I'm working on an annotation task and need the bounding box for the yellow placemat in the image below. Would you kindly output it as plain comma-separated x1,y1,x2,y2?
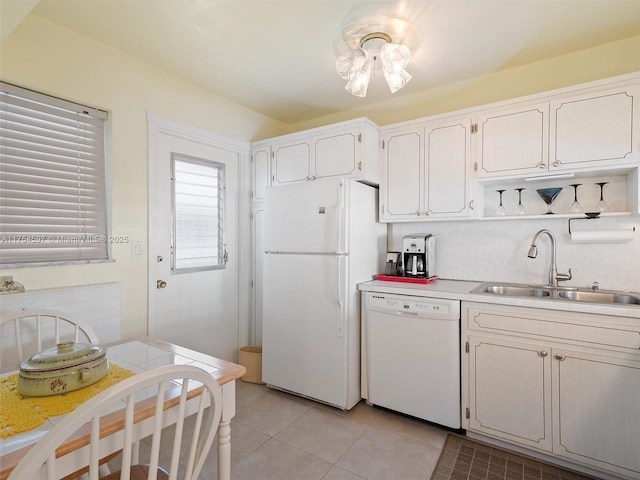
0,363,136,438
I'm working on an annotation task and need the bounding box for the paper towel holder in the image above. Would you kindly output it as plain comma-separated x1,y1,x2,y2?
567,212,600,234
568,213,636,236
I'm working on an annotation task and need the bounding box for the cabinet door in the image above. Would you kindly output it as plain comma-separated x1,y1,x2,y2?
552,349,640,477
425,119,471,217
380,127,424,221
313,129,359,179
271,140,311,184
251,145,270,202
468,335,553,451
550,85,640,169
476,103,549,177
250,204,264,345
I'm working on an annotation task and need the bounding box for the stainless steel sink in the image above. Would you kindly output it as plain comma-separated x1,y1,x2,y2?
556,290,640,305
472,282,640,306
478,284,551,298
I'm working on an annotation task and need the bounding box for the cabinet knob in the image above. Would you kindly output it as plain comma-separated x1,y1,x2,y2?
538,351,548,357
552,161,561,167
554,354,566,361
538,163,546,169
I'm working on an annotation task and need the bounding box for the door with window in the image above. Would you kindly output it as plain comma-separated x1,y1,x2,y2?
148,116,242,361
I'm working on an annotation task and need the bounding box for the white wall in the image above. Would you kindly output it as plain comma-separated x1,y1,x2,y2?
390,214,640,292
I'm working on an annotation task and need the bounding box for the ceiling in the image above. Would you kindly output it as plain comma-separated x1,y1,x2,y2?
20,0,640,124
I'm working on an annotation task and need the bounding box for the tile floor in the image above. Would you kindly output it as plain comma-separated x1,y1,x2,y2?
220,380,448,480
129,380,601,480
431,435,597,480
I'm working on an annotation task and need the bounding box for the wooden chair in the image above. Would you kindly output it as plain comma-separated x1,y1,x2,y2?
0,309,99,372
8,364,223,480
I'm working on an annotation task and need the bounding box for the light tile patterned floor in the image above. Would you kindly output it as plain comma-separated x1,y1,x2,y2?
226,381,447,480
129,381,603,480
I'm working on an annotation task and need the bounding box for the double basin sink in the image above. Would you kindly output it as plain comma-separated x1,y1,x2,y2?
472,283,640,305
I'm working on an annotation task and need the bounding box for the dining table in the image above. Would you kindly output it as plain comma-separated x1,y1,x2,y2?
0,336,247,480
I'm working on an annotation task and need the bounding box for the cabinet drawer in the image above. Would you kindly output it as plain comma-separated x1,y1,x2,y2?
465,303,640,351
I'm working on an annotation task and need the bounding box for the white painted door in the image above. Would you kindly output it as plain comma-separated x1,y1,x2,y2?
380,126,424,221
468,335,553,451
271,140,311,184
476,103,549,177
425,118,471,217
313,129,359,178
550,85,640,169
148,115,244,362
552,348,640,476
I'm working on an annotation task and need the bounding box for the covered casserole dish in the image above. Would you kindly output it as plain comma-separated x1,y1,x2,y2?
17,340,108,396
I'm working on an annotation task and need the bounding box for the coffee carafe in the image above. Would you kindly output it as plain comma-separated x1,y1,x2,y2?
401,234,436,278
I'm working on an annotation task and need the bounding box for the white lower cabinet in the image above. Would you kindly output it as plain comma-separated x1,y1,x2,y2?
468,335,552,451
552,349,640,475
463,302,640,479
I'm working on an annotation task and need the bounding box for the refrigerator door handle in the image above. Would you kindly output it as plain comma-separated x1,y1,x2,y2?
337,180,346,254
337,256,345,337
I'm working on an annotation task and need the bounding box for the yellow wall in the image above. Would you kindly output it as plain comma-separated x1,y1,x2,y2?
0,15,286,338
290,34,640,132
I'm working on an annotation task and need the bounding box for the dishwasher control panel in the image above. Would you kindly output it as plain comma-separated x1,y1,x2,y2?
366,293,460,319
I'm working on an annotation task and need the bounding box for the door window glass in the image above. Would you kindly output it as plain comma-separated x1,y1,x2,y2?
171,154,225,272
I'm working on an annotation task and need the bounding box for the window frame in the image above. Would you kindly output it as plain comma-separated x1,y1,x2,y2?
170,152,226,274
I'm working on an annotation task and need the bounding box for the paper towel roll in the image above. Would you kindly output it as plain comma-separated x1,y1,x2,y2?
570,230,634,243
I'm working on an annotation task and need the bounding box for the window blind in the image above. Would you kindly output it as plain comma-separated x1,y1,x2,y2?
172,154,225,272
0,82,109,266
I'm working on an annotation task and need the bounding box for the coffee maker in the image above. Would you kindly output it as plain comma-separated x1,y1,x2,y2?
401,234,436,278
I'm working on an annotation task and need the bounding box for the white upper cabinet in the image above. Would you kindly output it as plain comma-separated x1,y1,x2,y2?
549,85,640,169
476,81,640,179
380,125,423,221
314,130,359,178
380,117,472,222
425,118,472,217
266,118,380,187
250,144,271,202
271,140,312,184
476,103,549,178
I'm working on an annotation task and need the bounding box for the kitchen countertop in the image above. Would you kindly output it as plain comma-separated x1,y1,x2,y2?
358,279,640,319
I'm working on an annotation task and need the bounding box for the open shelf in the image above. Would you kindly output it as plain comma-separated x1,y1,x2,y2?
478,169,638,219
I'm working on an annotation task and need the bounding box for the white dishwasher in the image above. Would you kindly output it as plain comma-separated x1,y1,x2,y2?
363,291,461,429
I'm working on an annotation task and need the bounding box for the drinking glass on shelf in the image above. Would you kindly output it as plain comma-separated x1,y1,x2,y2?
596,182,609,212
514,188,525,215
495,189,506,216
536,187,563,214
569,184,583,213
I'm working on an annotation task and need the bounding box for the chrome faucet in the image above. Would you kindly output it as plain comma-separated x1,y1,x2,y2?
527,229,572,287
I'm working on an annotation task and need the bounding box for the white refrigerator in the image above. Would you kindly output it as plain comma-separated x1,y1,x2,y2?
262,177,386,409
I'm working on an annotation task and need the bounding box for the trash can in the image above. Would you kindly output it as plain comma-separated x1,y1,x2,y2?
238,346,263,384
